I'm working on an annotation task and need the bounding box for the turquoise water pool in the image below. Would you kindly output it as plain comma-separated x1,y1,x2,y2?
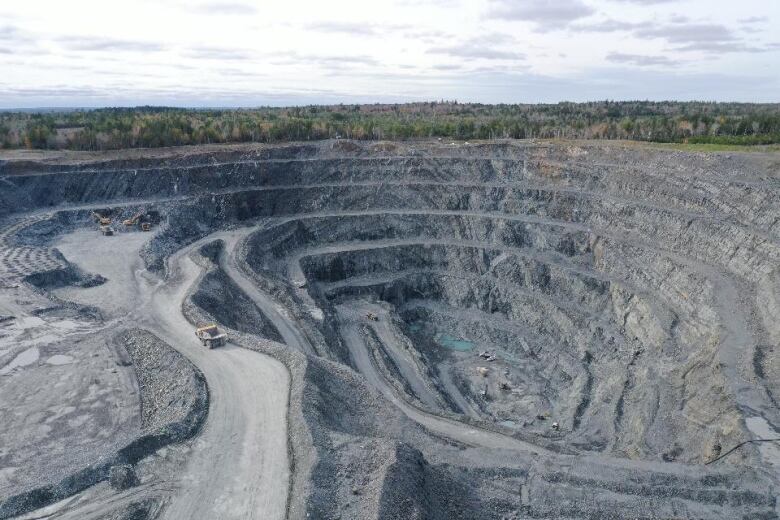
436,333,475,352
405,323,475,352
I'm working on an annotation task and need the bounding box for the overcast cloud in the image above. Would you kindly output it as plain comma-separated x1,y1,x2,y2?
0,0,778,107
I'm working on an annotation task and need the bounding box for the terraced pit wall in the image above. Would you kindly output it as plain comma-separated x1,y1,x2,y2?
2,140,779,519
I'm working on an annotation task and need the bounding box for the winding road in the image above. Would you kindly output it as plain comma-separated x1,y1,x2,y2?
5,147,779,518
219,234,316,356
41,228,292,520
335,304,547,455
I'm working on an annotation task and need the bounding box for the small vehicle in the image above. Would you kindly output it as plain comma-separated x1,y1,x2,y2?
140,222,152,232
195,324,227,349
100,225,114,236
365,312,378,321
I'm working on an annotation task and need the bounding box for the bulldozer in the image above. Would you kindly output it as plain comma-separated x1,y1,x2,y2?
195,324,227,349
91,211,111,226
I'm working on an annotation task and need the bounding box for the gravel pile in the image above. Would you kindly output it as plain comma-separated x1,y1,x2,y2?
0,330,208,519
121,329,208,434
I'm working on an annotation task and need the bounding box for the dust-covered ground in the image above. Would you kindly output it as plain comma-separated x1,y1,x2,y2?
0,139,778,519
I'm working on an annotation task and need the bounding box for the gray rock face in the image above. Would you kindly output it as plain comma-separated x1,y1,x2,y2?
121,329,208,434
108,464,138,491
2,140,779,519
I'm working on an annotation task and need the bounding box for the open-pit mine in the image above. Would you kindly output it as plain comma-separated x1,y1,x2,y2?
0,140,778,519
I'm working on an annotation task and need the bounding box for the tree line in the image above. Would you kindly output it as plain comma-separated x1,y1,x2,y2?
1,101,779,151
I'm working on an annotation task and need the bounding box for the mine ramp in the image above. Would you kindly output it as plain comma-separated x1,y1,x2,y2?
195,324,227,349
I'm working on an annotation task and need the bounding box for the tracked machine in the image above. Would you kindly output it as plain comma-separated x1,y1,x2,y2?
124,212,153,231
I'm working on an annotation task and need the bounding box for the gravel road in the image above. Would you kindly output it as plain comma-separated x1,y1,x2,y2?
54,228,292,520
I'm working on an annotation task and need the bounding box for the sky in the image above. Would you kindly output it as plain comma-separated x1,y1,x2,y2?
1,0,779,108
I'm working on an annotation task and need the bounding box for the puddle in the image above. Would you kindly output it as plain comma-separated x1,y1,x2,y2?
0,346,40,375
436,333,475,352
406,322,476,352
45,354,75,366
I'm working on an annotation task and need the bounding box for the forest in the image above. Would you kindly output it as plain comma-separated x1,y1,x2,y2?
1,101,779,150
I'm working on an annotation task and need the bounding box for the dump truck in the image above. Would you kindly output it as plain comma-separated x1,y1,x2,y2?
195,324,227,348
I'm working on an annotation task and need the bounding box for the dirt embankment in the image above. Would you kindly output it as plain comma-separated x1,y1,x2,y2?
0,329,207,519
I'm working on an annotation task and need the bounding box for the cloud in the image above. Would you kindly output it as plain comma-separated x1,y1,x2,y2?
305,21,413,37
431,64,463,71
634,22,736,44
479,33,517,45
606,52,676,67
0,24,34,44
427,33,523,61
739,16,768,24
572,15,777,56
2,65,778,108
56,36,165,52
216,67,269,78
673,41,778,54
609,0,677,4
315,55,379,66
191,2,257,15
570,19,650,32
306,21,379,36
269,51,380,68
183,46,255,60
402,29,453,44
486,0,595,29
428,43,524,60
0,25,19,40
395,0,457,6
631,21,778,54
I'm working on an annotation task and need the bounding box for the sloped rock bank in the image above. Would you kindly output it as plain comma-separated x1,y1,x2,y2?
2,140,779,519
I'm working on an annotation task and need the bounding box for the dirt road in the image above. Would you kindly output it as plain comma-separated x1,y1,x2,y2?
220,234,315,356
53,228,291,520
336,304,547,455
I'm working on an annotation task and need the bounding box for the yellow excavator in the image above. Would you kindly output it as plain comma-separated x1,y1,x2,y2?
91,211,111,226
123,212,143,227
123,212,153,232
